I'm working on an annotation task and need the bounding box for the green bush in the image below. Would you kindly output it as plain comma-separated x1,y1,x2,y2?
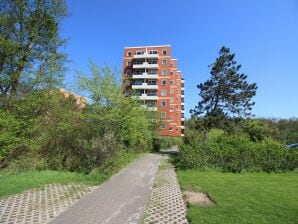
0,111,30,167
177,133,298,172
152,136,183,152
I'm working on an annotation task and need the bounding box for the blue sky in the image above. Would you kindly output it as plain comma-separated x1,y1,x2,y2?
62,0,298,118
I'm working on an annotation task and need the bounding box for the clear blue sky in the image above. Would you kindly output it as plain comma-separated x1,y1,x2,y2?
62,0,298,118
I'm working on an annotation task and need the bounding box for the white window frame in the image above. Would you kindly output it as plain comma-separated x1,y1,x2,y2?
127,51,132,56
169,107,174,112
161,112,166,119
162,69,167,76
170,80,174,85
170,71,174,76
162,80,167,85
127,61,131,66
162,49,167,55
169,126,173,131
162,59,167,65
160,123,166,130
161,101,166,107
161,90,167,97
170,98,174,103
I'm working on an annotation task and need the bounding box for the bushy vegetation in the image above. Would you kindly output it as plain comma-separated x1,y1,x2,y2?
152,136,183,152
0,64,156,174
177,124,298,172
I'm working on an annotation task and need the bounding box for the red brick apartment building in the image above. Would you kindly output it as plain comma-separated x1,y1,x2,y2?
122,45,185,137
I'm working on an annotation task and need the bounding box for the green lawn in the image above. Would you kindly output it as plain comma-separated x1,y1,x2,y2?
177,170,298,224
0,152,141,197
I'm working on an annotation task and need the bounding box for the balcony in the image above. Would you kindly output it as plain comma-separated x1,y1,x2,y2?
181,117,185,121
140,105,157,111
132,83,158,90
132,72,158,79
133,62,158,69
181,126,185,129
139,93,158,100
133,53,159,59
181,134,185,137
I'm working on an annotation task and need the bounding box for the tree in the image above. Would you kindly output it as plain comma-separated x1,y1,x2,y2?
191,46,257,128
0,0,67,110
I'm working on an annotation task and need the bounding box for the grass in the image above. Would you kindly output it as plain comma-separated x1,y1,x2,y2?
0,151,142,198
177,170,298,224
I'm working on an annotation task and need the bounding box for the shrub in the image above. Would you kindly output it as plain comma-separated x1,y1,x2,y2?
176,144,207,169
177,133,298,172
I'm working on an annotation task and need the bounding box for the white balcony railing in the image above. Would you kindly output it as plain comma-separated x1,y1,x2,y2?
132,83,158,90
181,117,185,121
132,73,158,79
139,94,158,100
133,53,159,59
133,62,158,69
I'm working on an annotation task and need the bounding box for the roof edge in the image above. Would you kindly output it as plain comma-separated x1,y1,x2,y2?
124,45,171,49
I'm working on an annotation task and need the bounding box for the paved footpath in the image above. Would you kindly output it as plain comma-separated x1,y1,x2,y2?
50,153,161,224
142,155,188,224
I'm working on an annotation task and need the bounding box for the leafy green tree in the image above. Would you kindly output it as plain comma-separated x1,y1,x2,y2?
191,47,257,129
0,0,67,110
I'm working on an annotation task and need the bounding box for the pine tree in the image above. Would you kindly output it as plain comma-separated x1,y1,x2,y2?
191,47,257,127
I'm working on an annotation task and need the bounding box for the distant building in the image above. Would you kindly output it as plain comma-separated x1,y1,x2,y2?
122,45,185,137
59,88,87,109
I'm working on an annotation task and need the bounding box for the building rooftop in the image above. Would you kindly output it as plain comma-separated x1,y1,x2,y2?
124,45,171,49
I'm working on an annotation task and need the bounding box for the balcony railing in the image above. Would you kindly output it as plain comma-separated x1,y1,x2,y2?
133,62,158,69
132,83,158,89
133,53,159,59
132,72,158,79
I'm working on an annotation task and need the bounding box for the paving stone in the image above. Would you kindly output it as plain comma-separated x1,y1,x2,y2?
0,183,96,224
143,156,188,224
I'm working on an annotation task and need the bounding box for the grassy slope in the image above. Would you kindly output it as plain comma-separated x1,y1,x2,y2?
0,152,141,197
177,170,298,224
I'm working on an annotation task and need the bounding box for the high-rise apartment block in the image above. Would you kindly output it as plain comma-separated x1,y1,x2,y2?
122,45,185,137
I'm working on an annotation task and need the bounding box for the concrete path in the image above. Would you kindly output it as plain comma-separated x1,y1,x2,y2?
50,153,161,224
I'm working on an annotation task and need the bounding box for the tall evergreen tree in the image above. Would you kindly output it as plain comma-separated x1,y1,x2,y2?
191,47,257,127
0,0,67,110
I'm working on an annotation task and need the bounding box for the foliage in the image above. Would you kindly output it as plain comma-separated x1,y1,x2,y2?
0,110,28,165
177,170,298,224
0,0,67,110
152,136,183,152
191,46,257,130
177,132,297,172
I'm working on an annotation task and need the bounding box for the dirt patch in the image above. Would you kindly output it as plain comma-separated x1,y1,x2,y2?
184,191,214,206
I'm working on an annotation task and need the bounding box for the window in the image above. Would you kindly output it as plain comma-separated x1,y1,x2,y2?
126,70,131,75
161,112,166,119
127,61,131,66
161,101,166,107
161,90,167,96
148,80,157,85
136,51,144,55
170,98,174,103
169,116,174,122
170,80,174,85
169,107,174,112
170,63,174,68
162,59,167,65
149,50,158,54
169,126,173,131
162,80,167,85
170,71,174,76
170,89,174,94
127,51,132,56
160,123,166,130
162,69,167,76
162,50,167,55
